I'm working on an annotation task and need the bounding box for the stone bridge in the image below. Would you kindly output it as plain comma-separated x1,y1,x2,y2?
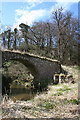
1,50,61,90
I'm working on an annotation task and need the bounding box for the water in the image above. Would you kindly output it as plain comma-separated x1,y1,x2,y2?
9,84,35,101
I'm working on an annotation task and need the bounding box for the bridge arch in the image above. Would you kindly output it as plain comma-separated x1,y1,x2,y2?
1,50,61,90
12,58,39,78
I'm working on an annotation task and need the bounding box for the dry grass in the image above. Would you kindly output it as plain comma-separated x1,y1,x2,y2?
61,65,79,82
1,82,79,119
1,65,80,119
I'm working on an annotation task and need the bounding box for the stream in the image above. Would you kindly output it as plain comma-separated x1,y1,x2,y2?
9,84,35,101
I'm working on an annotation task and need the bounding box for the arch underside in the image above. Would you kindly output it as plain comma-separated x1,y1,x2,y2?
3,57,39,78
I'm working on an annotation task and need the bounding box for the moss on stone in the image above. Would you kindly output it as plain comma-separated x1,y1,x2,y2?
2,49,61,64
59,73,66,77
66,74,73,78
54,74,59,76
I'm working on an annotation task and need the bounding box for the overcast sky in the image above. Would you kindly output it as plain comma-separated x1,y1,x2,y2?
1,0,79,30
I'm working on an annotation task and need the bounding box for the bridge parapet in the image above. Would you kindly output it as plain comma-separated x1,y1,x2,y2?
1,49,60,64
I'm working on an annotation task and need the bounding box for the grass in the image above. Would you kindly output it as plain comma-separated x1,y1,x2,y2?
68,99,80,105
2,82,79,118
5,61,11,67
39,101,56,111
58,98,80,105
22,106,32,110
2,65,79,118
61,65,80,82
54,92,63,96
45,101,55,110
57,87,72,92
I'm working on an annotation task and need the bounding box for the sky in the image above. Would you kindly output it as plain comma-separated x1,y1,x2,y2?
1,0,79,30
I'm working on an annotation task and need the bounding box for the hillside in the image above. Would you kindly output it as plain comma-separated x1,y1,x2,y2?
61,65,79,82
1,65,80,119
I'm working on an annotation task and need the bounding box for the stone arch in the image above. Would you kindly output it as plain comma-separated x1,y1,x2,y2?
2,50,61,91
13,58,39,79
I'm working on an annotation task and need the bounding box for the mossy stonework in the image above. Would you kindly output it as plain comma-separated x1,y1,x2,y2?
1,50,61,89
53,73,74,84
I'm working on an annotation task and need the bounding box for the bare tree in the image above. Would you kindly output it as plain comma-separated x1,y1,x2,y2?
52,7,76,63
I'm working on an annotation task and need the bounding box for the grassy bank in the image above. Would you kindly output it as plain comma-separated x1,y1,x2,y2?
61,65,79,82
1,65,80,119
1,82,79,119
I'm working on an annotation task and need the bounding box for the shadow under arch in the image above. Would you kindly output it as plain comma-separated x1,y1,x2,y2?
2,59,40,95
6,58,40,90
13,59,40,92
15,58,39,78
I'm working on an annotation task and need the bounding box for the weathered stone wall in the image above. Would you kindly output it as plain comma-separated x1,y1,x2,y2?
1,50,61,89
30,57,61,86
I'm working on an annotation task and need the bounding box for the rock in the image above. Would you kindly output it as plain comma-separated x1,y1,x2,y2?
66,74,73,83
59,73,66,83
53,74,59,84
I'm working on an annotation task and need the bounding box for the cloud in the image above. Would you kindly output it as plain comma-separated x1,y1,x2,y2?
26,2,36,9
14,9,47,28
14,0,79,29
13,0,49,29
51,2,71,13
50,0,79,14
